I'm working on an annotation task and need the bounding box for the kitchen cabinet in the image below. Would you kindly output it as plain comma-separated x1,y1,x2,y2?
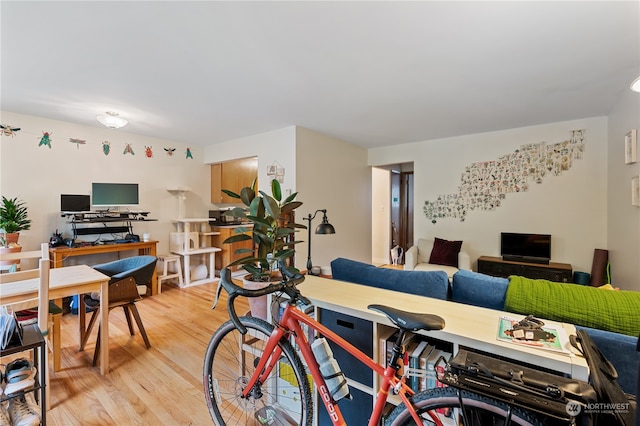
211,157,258,203
210,225,254,272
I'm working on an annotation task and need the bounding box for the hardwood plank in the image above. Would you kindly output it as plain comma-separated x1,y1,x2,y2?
43,280,250,424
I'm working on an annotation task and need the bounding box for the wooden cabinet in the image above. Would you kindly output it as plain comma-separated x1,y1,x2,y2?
477,256,573,283
211,157,258,203
211,225,254,271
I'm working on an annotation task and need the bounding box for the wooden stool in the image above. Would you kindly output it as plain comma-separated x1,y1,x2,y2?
157,254,183,293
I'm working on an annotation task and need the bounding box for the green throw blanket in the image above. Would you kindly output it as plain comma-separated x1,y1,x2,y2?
505,276,640,337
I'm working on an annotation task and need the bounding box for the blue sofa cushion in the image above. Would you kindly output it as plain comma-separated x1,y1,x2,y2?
330,258,449,300
451,269,509,311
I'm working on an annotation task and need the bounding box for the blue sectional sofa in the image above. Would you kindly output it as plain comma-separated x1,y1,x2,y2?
330,257,640,396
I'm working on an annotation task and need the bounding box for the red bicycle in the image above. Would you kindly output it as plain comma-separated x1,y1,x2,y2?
204,268,547,425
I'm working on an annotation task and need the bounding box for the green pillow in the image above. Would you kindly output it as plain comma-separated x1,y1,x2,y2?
505,276,640,337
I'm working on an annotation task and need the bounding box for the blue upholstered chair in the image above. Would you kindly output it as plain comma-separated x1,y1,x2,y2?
80,255,157,365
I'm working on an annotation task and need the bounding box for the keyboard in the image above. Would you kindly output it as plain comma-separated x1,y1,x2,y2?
113,239,133,244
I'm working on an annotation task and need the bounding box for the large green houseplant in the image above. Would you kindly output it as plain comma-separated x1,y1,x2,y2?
223,178,305,281
222,179,305,319
0,196,31,245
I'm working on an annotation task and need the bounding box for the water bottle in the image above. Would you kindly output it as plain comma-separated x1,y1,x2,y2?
311,338,350,401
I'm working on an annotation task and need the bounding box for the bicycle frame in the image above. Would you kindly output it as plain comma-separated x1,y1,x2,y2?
240,301,430,426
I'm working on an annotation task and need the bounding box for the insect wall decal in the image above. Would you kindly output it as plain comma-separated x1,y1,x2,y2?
1,124,20,137
123,143,135,155
186,148,193,159
69,138,86,149
164,147,176,156
145,146,153,158
102,141,111,155
38,131,52,148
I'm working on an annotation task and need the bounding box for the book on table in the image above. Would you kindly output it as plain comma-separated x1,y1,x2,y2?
496,315,571,355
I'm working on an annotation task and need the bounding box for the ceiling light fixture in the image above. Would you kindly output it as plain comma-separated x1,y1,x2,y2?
96,111,128,129
631,76,640,92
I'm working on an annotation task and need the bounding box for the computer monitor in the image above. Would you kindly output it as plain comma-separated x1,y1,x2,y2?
60,194,91,212
91,183,139,208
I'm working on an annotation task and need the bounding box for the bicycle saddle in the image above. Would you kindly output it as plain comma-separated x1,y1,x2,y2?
368,304,445,332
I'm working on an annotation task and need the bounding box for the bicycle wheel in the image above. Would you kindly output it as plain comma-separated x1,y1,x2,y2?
204,316,313,425
386,387,544,426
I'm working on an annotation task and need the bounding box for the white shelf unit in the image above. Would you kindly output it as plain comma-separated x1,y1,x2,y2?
285,275,589,424
170,218,221,287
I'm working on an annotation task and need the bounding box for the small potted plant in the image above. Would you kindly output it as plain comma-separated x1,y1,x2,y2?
0,197,31,268
0,196,31,246
222,179,305,319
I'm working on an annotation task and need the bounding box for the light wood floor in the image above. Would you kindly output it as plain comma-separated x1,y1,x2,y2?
45,280,248,425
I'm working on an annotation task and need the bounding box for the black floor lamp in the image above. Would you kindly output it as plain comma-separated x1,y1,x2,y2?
303,209,335,275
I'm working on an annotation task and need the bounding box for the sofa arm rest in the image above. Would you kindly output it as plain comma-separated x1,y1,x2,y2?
576,326,639,396
404,245,418,270
458,250,471,271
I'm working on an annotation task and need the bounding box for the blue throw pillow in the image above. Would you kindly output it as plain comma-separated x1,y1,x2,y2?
451,269,509,310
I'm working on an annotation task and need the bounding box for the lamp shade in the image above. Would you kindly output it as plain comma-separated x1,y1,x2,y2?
316,222,335,234
632,76,640,92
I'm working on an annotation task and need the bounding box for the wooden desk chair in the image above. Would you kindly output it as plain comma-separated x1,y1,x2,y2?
0,244,62,372
79,256,157,366
0,242,55,409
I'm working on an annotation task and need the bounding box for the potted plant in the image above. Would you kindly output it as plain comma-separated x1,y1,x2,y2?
0,196,31,245
0,196,30,270
222,179,305,319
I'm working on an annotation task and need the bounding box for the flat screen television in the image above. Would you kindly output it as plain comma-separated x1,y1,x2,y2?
60,194,91,212
500,232,551,264
91,183,139,208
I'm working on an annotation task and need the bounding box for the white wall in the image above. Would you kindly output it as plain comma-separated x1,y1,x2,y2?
369,117,608,277
371,167,391,265
203,126,371,271
296,127,372,270
203,126,297,197
607,88,640,291
0,110,210,260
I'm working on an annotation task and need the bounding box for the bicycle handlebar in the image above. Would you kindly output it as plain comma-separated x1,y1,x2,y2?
213,266,308,334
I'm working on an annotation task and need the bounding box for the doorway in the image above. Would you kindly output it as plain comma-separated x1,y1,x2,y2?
391,168,414,263
371,163,413,265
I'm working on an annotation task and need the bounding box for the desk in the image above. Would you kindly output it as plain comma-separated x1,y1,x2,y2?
49,240,159,295
1,265,111,375
296,276,588,381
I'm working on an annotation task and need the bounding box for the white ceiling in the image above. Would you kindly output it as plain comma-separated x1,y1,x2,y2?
1,1,639,149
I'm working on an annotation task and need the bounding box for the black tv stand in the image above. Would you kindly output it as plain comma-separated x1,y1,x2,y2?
478,256,572,283
502,255,550,265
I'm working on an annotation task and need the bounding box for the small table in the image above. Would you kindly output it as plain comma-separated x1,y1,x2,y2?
1,265,111,375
